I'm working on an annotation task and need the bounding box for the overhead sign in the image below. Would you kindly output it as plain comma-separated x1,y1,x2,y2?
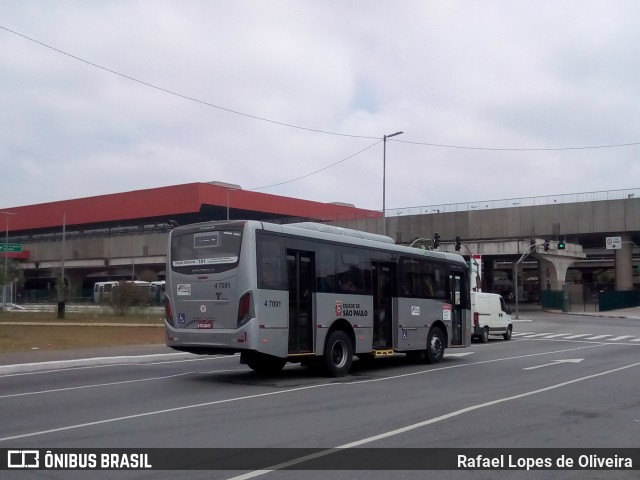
605,237,622,250
0,243,22,253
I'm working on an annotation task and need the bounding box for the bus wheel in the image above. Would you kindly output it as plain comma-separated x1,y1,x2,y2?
503,325,512,340
426,327,445,364
481,327,489,343
323,330,353,377
244,352,286,375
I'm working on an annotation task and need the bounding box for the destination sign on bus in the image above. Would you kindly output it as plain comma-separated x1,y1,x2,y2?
173,256,238,266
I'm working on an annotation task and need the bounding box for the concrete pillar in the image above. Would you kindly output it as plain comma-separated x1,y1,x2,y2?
535,256,575,290
538,261,553,292
64,270,85,299
615,233,633,291
484,258,495,293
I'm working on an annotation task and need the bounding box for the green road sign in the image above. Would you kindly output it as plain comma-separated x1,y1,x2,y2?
0,243,22,253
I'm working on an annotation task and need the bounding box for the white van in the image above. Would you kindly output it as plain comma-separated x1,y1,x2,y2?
471,292,513,342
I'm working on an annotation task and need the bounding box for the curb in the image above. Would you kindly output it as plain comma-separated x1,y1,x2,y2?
0,352,193,375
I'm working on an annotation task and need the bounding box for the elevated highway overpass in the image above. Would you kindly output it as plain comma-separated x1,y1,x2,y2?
4,187,640,305
381,190,640,300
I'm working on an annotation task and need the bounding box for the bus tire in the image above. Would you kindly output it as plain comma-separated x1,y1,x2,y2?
480,327,489,343
244,352,286,375
323,330,353,377
426,326,445,364
503,325,512,340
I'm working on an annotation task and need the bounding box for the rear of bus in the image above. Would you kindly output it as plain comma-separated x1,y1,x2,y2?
164,221,256,355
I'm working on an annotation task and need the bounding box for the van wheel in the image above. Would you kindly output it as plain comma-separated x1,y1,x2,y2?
503,325,512,340
481,327,489,343
426,327,445,364
323,330,353,377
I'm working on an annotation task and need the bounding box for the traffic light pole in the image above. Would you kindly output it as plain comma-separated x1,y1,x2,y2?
458,242,481,292
513,242,545,319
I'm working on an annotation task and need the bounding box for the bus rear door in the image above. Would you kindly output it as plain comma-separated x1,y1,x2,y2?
449,268,468,346
372,261,395,349
287,249,314,353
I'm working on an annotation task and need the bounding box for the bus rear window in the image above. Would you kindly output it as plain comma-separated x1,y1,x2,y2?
171,229,242,274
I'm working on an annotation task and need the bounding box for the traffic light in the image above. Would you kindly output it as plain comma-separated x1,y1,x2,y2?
455,236,462,251
543,239,550,252
433,233,440,249
558,237,566,250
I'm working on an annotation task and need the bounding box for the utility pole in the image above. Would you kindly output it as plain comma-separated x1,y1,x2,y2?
58,212,66,319
382,131,403,235
1,211,16,309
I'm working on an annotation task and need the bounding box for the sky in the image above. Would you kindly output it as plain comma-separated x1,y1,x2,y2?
1,0,640,214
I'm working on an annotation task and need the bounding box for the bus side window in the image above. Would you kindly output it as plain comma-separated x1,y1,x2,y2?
338,251,364,294
317,248,336,293
423,274,436,298
401,273,415,296
432,265,447,299
399,258,419,297
257,238,285,290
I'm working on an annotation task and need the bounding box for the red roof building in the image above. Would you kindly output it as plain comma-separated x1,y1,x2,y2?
1,183,381,301
4,182,381,233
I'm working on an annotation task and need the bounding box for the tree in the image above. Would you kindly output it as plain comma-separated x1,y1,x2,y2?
110,281,149,316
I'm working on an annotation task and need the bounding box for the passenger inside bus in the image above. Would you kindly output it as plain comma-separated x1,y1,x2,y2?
423,275,435,298
338,266,362,293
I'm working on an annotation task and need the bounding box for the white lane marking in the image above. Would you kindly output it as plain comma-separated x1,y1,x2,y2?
229,360,640,479
0,343,606,443
606,335,635,342
585,335,613,340
562,334,592,339
0,370,239,399
0,354,235,378
523,358,584,370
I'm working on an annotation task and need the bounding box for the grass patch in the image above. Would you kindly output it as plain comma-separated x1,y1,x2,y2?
0,310,165,353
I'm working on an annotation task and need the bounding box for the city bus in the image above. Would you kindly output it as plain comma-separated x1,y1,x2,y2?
149,280,166,305
93,281,119,303
93,280,150,303
164,220,471,377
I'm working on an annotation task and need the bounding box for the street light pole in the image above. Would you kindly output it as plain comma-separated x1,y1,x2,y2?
382,131,403,235
1,211,16,309
59,212,66,319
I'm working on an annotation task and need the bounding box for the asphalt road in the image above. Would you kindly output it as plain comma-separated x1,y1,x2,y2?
1,309,639,480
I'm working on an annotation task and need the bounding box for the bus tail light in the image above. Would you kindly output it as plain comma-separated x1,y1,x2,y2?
473,311,479,327
164,296,174,327
237,291,253,327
